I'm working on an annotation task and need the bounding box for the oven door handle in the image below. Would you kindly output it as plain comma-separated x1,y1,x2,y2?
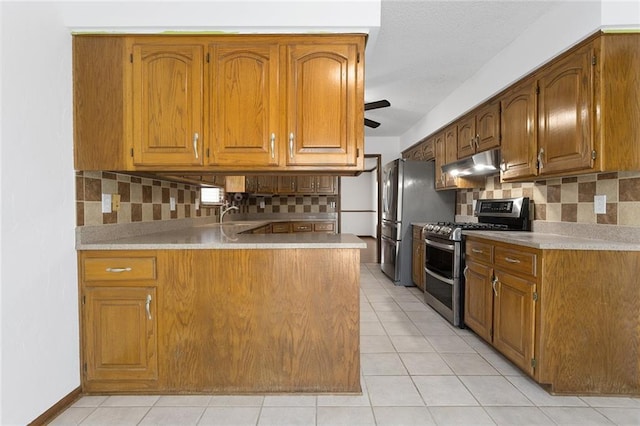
424,238,455,252
425,267,455,285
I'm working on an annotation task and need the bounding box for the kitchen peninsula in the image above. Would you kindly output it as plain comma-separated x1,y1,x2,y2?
77,220,365,394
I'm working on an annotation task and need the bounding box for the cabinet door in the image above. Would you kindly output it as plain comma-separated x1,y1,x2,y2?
277,176,297,194
463,260,494,343
434,134,446,189
315,176,336,194
255,176,276,193
412,238,424,291
208,42,280,167
443,125,458,187
538,42,595,175
500,77,538,180
132,43,204,166
285,43,360,166
457,115,476,159
493,270,536,376
296,176,315,193
84,287,158,381
475,100,501,152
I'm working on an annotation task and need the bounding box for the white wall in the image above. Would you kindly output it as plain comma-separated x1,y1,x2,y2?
340,170,377,236
400,0,640,150
364,136,400,166
1,3,77,424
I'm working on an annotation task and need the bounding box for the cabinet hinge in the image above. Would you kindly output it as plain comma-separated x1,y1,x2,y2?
130,148,134,157
206,148,210,157
206,52,210,63
591,150,597,160
531,358,537,368
83,363,87,373
357,148,361,157
533,292,538,302
130,53,133,63
357,52,361,63
489,328,494,339
82,295,86,305
535,85,540,95
592,55,597,66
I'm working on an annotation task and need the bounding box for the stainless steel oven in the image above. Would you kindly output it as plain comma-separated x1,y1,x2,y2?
424,234,463,327
423,197,531,328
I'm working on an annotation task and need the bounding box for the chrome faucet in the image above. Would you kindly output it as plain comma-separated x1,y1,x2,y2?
219,202,239,223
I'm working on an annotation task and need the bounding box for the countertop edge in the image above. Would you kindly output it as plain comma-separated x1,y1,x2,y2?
462,230,640,251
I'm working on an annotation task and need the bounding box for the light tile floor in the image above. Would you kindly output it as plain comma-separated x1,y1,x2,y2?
51,263,640,425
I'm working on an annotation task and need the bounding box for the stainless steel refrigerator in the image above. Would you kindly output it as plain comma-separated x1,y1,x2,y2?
381,159,455,286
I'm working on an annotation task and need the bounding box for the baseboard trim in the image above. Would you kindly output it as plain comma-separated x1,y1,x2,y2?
28,386,82,426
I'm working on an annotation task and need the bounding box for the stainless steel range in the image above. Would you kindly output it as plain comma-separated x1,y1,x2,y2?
423,197,531,327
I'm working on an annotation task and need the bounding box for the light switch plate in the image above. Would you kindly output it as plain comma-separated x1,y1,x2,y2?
195,199,200,210
170,197,176,211
101,193,112,213
594,194,606,214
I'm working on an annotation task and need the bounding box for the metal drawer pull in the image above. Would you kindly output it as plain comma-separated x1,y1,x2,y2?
537,147,544,169
491,276,498,296
145,294,152,320
471,248,484,254
504,257,521,264
463,266,469,280
105,267,132,273
289,133,294,159
193,132,199,159
270,133,275,159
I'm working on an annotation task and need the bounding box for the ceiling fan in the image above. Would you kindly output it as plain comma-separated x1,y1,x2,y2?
364,99,391,128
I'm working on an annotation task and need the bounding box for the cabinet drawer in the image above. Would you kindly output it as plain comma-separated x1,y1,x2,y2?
494,246,537,277
271,223,291,233
412,226,423,240
465,240,493,264
291,222,313,233
314,222,335,233
83,257,156,281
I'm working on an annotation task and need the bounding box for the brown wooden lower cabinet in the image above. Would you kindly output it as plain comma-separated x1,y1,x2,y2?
411,225,424,290
79,248,361,394
464,236,640,395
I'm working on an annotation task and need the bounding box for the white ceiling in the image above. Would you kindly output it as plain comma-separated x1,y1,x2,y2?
363,0,561,138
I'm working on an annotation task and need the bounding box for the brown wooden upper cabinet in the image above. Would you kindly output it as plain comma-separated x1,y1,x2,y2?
500,32,640,181
434,125,479,190
73,34,365,173
131,42,205,167
457,100,500,159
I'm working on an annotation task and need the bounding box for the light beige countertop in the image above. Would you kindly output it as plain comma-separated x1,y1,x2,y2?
76,220,365,250
462,230,640,251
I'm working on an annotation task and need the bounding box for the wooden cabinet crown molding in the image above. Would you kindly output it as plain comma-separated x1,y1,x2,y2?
73,34,365,175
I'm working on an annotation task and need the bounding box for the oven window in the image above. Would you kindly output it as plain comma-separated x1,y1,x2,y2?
425,245,454,279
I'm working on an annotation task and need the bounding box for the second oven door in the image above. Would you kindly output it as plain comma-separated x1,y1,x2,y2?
424,238,462,326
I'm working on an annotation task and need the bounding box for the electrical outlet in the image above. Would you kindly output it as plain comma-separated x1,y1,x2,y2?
195,199,200,210
594,195,606,214
101,194,112,213
111,194,121,212
170,197,176,211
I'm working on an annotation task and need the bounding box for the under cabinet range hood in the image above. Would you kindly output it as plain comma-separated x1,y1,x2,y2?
441,148,501,177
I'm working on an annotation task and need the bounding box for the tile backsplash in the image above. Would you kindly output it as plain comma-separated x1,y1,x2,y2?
76,171,214,226
457,171,640,227
76,171,338,226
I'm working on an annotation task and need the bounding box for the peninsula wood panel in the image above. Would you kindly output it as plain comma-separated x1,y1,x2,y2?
157,248,361,393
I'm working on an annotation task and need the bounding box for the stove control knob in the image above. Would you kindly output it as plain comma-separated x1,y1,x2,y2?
433,225,441,233
441,226,451,235
425,224,433,231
